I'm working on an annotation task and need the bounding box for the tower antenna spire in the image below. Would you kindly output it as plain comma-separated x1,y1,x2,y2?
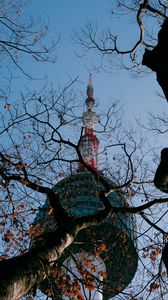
79,75,100,170
87,73,93,99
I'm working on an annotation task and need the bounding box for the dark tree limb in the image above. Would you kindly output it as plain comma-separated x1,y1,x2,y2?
142,19,168,101
154,148,168,193
161,242,168,275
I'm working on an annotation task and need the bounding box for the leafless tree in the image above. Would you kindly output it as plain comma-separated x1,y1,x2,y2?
0,1,168,300
74,0,168,101
0,80,167,300
0,0,58,78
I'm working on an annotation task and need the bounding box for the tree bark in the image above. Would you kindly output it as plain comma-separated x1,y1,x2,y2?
0,206,109,300
0,226,77,300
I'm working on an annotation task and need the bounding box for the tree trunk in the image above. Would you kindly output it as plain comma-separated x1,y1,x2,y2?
0,226,77,300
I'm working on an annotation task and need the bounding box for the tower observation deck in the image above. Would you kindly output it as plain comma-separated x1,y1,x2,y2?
34,75,138,299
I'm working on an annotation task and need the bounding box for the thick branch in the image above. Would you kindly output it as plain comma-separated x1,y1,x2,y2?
113,197,168,214
0,169,69,225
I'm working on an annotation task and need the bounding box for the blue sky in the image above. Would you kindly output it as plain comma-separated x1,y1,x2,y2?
9,0,166,127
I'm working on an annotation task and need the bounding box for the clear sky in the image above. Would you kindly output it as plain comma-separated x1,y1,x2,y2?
4,0,167,131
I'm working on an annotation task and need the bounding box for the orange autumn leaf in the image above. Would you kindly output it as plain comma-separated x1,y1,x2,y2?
47,206,54,215
15,204,24,210
98,243,106,252
80,269,87,278
149,282,160,292
4,103,11,109
84,278,95,291
46,289,52,296
20,178,29,186
99,271,107,278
